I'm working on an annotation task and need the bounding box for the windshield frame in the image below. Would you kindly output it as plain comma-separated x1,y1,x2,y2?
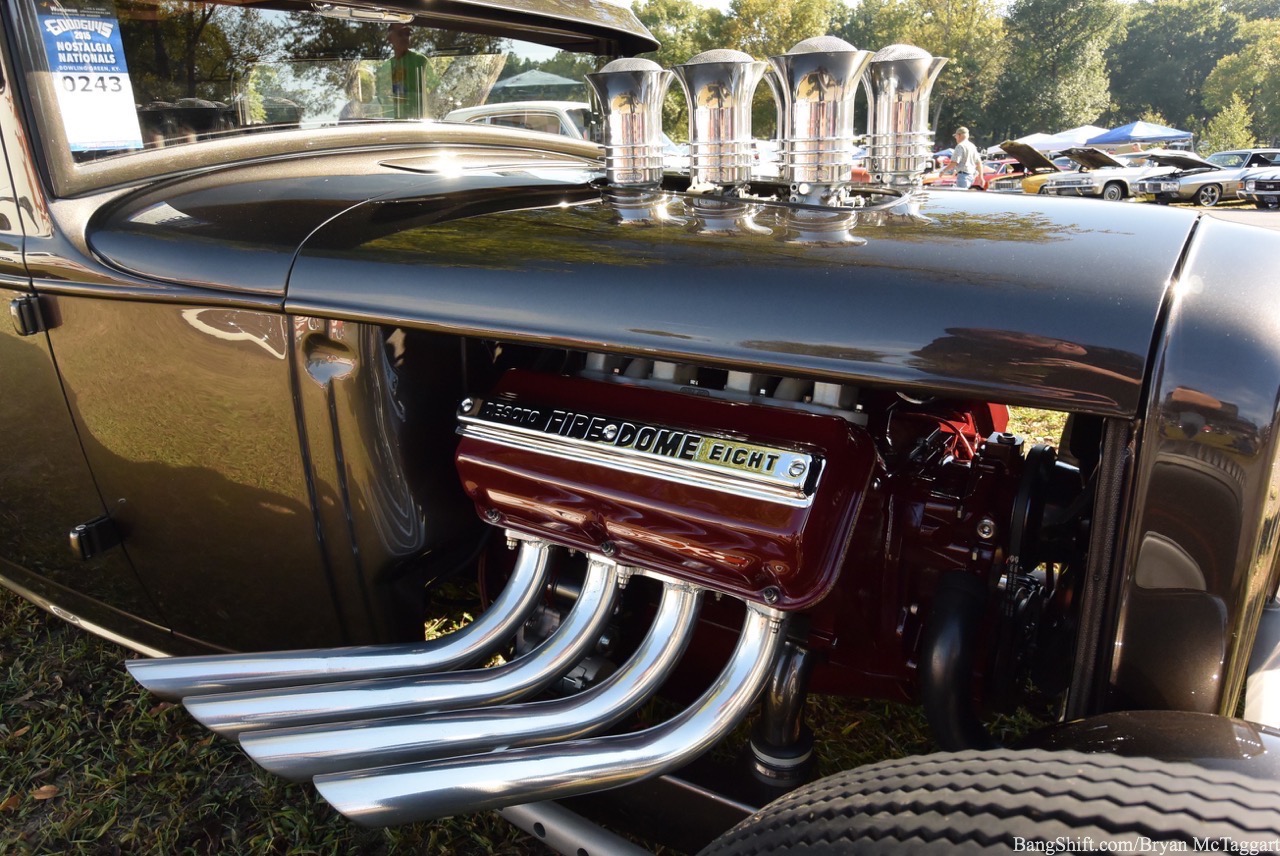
7,0,630,197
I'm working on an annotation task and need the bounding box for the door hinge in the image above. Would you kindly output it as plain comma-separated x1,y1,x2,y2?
10,294,51,337
69,515,123,561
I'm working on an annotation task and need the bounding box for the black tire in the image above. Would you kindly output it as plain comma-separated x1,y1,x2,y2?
1102,182,1125,201
1196,184,1223,207
1257,199,1279,210
698,749,1280,855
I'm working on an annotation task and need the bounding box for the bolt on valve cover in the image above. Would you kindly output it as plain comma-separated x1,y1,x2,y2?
455,370,876,609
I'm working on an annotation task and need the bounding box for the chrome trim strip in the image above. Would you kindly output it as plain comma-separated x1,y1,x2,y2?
241,577,702,781
127,537,553,700
184,556,621,738
459,418,816,507
0,571,171,659
313,603,786,826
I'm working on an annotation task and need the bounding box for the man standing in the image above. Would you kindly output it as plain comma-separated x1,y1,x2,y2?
378,24,432,119
942,126,982,189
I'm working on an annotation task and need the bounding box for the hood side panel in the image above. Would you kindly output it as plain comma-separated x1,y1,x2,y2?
288,187,1197,416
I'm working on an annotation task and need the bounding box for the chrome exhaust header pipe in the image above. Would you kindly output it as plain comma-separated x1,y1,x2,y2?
126,536,553,700
313,602,786,827
242,576,703,781
863,44,948,188
184,555,623,738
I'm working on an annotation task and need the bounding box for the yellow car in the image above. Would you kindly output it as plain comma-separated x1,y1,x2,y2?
989,140,1066,193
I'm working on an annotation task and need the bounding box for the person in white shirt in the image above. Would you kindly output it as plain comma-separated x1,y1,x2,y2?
942,126,982,189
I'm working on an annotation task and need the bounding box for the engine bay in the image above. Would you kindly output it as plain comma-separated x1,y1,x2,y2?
455,347,1094,743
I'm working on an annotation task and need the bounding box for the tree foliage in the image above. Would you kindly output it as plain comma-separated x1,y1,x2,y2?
1106,0,1241,129
1204,19,1280,142
990,0,1122,139
1199,92,1257,152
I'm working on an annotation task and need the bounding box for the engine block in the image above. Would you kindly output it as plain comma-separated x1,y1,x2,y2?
455,370,877,609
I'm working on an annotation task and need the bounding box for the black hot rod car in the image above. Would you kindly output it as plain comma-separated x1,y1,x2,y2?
3,0,1280,851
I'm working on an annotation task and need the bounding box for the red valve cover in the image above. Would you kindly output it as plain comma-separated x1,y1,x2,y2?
454,370,876,609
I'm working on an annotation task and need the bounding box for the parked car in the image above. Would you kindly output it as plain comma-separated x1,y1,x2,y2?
1239,165,1280,209
987,140,1063,193
4,0,1280,852
923,158,1006,188
1136,149,1279,206
1042,147,1177,200
444,100,601,142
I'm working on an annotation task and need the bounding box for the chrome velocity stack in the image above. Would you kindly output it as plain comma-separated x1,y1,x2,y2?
671,49,770,233
767,36,872,197
585,57,673,189
864,44,948,188
673,49,766,188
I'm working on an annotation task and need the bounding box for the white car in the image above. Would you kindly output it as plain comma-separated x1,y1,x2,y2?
1042,148,1178,201
444,100,600,142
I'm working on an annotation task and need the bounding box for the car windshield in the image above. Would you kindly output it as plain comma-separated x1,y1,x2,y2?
1208,152,1247,167
17,0,600,169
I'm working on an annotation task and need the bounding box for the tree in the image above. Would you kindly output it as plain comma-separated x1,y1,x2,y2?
990,0,1122,140
1199,93,1257,153
836,0,914,52
1106,0,1242,130
1204,19,1280,143
1226,0,1280,21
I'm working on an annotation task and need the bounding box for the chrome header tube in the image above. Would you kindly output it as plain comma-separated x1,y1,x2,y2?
125,536,553,700
241,576,703,781
313,602,787,827
766,36,873,191
672,50,766,188
585,58,673,188
184,555,622,738
863,44,948,188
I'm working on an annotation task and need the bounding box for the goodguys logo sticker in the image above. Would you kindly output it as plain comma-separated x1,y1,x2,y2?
467,398,814,491
37,0,143,152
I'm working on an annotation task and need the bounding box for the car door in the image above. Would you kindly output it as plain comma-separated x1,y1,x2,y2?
0,42,164,634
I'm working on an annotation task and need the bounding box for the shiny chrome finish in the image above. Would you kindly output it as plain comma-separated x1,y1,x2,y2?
766,36,873,187
183,555,622,738
585,58,673,188
126,537,554,700
458,406,815,506
863,44,948,188
313,603,786,827
672,50,767,187
1247,601,1280,729
240,577,702,780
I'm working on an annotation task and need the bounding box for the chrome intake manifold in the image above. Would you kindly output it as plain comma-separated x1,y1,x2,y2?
127,533,786,826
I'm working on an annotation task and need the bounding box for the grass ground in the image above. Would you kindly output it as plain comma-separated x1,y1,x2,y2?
0,408,1066,855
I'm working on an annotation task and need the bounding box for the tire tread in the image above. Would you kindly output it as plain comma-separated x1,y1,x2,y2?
698,750,1280,855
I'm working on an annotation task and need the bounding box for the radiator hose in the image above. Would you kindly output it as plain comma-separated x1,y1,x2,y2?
920,572,997,751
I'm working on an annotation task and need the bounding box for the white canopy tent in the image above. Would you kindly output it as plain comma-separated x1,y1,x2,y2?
1031,125,1110,152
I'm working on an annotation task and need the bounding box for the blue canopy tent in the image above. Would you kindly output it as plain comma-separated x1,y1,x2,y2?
1085,121,1192,147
